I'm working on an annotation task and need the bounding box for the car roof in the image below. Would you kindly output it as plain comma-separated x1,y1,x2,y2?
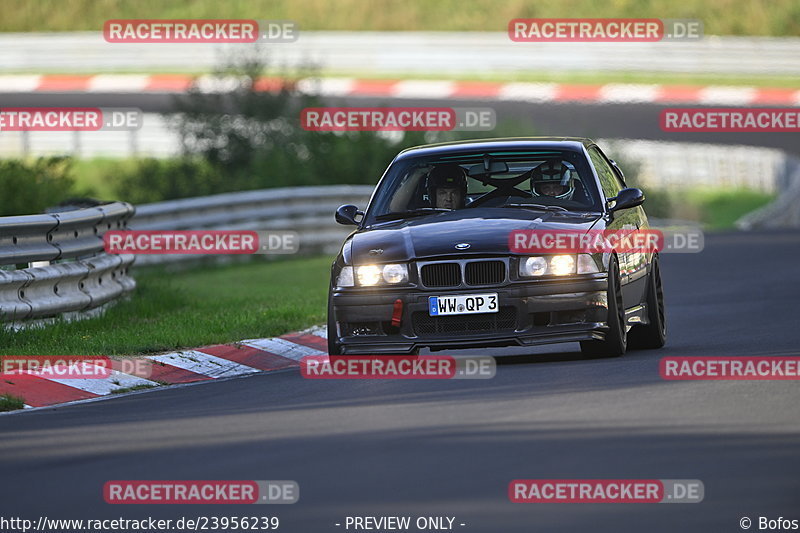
395,137,596,160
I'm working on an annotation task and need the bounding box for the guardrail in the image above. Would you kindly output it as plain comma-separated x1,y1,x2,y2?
0,187,375,327
736,155,800,229
129,185,375,264
598,139,786,193
2,33,798,75
0,202,136,327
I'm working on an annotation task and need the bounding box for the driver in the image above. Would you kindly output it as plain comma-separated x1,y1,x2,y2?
531,161,575,200
427,165,467,209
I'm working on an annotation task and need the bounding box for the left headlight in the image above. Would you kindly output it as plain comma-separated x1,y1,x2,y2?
350,264,409,287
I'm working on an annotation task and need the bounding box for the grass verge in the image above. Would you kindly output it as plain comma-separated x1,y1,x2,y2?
686,188,775,229
0,394,25,411
313,70,800,90
645,187,775,229
2,69,797,90
0,256,331,356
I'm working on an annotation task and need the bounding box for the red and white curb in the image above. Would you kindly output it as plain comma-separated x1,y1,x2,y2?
0,326,329,411
1,74,798,106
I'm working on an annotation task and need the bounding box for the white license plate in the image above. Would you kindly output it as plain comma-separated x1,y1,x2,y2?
428,293,498,316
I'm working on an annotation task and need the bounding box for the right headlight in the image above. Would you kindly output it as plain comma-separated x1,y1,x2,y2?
518,254,598,277
520,256,548,277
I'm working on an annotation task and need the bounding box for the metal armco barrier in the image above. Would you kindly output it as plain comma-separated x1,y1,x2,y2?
2,33,799,75
129,185,375,264
0,187,375,326
0,176,792,328
736,155,800,229
0,201,136,325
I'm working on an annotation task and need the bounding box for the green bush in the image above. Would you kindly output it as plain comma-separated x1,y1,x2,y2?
110,52,525,202
109,56,417,200
100,41,540,204
0,157,76,216
113,157,220,204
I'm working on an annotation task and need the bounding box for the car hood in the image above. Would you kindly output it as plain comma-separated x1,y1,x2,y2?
346,208,602,263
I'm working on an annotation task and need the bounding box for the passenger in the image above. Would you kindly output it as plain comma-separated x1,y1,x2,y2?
531,161,575,200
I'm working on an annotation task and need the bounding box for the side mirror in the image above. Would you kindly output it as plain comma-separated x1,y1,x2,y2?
609,159,625,181
335,204,363,226
608,188,644,212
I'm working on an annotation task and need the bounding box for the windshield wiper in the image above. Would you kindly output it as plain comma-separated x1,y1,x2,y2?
374,208,451,221
502,203,570,212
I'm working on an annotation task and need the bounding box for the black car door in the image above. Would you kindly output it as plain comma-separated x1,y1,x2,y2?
588,146,645,309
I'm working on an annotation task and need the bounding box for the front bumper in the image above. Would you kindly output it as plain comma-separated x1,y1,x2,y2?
331,275,609,354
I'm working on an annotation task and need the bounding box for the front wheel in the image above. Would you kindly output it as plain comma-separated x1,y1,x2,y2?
581,257,627,358
327,294,341,356
628,255,667,349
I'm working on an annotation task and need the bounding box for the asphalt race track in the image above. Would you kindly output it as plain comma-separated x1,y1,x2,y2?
2,91,798,156
1,231,799,532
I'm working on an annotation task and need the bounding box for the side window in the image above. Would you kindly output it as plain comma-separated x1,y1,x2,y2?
589,147,623,198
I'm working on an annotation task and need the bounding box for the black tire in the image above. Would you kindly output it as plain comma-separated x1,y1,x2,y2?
580,256,627,358
327,294,342,356
628,255,667,350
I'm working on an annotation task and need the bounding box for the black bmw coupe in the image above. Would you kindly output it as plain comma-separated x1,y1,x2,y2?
328,137,666,358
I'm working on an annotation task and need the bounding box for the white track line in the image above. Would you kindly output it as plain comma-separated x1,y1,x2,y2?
598,84,661,103
698,86,757,105
391,80,455,99
300,325,328,339
497,82,558,102
0,75,42,92
149,350,261,378
88,74,151,92
46,367,158,396
297,77,356,96
241,337,326,361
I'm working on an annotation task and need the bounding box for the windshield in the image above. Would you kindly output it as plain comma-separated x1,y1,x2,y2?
365,149,603,224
